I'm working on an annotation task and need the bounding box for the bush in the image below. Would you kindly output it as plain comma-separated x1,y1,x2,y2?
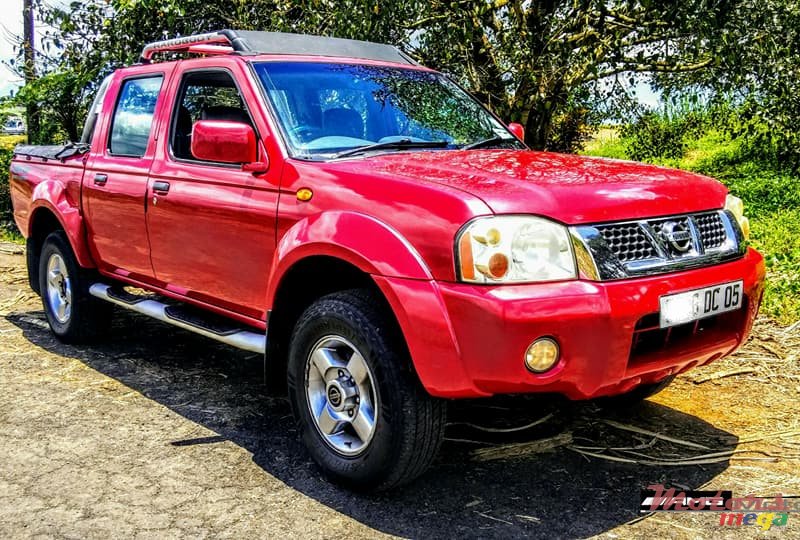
547,105,595,154
750,209,800,323
620,107,707,162
0,135,25,240
582,127,627,159
0,146,13,224
620,112,685,161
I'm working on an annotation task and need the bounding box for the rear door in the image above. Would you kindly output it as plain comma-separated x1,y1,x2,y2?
83,66,174,281
146,59,283,321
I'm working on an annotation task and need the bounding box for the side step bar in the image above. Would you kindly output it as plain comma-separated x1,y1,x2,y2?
89,283,266,354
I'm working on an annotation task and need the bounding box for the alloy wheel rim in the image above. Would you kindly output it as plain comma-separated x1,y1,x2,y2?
305,335,378,456
46,253,72,324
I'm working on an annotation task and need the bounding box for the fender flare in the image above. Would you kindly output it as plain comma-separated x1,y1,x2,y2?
265,211,432,308
265,211,485,397
29,180,95,268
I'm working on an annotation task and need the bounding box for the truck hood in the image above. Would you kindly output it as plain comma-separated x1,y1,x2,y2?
328,150,728,224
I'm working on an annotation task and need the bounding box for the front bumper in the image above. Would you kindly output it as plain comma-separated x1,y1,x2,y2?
377,248,765,399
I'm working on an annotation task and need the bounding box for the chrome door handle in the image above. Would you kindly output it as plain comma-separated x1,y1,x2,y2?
93,173,108,186
152,181,170,195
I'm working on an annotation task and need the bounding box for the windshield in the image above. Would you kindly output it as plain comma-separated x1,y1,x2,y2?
253,62,523,159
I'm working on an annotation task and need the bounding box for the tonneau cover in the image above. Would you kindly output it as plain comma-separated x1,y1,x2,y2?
14,143,89,160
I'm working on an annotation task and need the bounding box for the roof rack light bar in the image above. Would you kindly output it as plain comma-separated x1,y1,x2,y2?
138,29,415,65
140,32,240,62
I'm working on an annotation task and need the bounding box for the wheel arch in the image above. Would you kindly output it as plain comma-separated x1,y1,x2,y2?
25,199,94,294
264,211,481,398
26,179,95,284
264,211,432,383
267,211,433,294
265,254,402,393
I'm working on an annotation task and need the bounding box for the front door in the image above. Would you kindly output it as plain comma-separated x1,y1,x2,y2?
145,63,281,321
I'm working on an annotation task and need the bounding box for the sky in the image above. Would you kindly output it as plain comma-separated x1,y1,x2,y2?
0,0,26,97
0,0,64,98
632,82,660,109
0,0,661,106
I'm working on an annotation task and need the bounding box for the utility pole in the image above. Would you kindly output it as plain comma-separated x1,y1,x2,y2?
22,0,39,142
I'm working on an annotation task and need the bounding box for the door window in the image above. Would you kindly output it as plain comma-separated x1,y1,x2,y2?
108,76,163,157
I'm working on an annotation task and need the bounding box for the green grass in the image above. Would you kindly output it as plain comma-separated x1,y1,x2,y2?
749,209,800,322
0,224,24,244
1,134,25,244
582,127,627,159
583,128,800,324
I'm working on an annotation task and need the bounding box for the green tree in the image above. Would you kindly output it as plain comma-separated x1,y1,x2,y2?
657,0,800,168
15,0,777,153
399,1,731,149
15,71,94,142
218,0,734,149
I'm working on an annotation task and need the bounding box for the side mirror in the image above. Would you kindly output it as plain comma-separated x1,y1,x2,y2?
191,120,258,165
507,122,525,141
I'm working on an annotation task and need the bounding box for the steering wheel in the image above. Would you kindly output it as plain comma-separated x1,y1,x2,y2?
288,124,319,141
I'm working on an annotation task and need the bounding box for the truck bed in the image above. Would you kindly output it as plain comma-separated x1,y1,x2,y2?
9,146,88,240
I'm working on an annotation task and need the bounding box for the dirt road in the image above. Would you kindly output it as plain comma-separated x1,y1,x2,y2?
1,242,798,539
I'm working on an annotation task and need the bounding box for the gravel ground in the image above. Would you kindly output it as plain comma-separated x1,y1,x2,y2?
1,242,799,539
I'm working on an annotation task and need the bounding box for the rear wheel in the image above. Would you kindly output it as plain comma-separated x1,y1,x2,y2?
287,289,446,491
39,231,112,343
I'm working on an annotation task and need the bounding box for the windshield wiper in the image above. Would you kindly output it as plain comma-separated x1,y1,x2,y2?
461,136,516,150
332,139,449,159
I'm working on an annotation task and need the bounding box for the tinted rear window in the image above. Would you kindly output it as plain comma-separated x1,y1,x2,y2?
108,76,163,157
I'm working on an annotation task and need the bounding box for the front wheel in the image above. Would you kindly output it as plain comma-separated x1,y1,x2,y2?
39,231,112,343
287,289,446,491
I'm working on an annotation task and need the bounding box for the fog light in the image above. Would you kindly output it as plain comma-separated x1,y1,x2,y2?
525,338,560,373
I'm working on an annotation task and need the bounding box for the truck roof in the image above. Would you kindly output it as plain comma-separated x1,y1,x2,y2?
140,29,418,66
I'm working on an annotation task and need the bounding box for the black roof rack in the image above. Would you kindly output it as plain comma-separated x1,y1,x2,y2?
139,30,417,65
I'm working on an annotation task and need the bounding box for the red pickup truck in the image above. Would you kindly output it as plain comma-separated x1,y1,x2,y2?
9,30,765,490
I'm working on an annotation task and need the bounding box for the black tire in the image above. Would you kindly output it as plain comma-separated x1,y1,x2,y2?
600,375,676,408
287,289,446,491
38,231,112,343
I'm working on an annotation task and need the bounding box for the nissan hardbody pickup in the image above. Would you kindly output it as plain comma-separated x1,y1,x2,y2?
9,30,765,490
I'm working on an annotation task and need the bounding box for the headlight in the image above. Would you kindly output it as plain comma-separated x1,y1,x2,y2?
725,194,750,240
457,216,577,283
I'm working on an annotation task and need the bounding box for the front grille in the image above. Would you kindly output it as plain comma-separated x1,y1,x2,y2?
572,210,743,280
596,224,657,262
695,212,726,249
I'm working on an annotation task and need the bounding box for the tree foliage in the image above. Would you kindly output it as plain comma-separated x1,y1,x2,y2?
16,70,94,142
11,0,799,157
621,108,705,162
658,0,800,167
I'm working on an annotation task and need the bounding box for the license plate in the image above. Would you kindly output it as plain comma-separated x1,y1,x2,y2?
659,280,743,328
